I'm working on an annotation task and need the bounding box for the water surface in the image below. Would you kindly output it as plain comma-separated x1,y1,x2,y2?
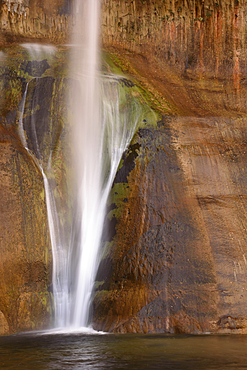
1,333,247,369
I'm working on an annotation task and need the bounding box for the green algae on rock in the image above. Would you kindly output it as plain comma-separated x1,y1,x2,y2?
92,44,247,334
0,46,72,334
1,0,247,334
0,45,160,334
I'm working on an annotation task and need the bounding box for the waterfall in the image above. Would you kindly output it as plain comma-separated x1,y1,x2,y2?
70,0,102,328
18,80,70,328
65,0,140,328
70,75,140,328
18,0,141,331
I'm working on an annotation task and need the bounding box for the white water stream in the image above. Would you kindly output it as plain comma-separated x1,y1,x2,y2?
70,75,140,328
18,0,140,330
18,80,69,328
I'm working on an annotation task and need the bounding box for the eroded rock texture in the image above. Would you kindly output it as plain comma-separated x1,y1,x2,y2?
0,49,71,334
92,0,247,332
1,0,247,335
102,0,247,81
0,125,52,334
90,0,247,334
93,111,247,334
0,0,72,44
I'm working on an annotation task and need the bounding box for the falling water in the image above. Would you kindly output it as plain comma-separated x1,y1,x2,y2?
69,0,102,328
69,75,140,328
18,78,69,329
21,44,56,60
65,0,142,328
18,0,141,331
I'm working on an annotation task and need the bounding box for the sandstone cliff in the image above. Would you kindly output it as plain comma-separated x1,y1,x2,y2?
1,0,247,335
91,0,247,333
0,0,72,44
93,53,247,333
0,48,71,333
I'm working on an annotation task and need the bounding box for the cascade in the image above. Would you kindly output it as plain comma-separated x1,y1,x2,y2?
70,0,102,328
18,0,141,330
18,78,70,328
61,0,140,328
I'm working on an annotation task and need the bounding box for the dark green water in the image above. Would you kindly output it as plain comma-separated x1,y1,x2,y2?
1,333,247,369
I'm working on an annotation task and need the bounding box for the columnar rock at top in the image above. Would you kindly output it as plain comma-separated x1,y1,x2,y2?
0,0,73,43
1,0,246,80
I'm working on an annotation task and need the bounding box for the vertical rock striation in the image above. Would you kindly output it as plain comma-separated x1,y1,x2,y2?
102,0,247,81
93,1,247,333
0,0,73,44
0,49,71,334
1,0,247,334
0,125,52,334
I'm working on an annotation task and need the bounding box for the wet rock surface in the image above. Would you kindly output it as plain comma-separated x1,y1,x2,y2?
92,45,247,334
93,121,218,334
0,126,52,334
1,0,247,335
93,113,247,333
25,59,50,77
0,48,71,334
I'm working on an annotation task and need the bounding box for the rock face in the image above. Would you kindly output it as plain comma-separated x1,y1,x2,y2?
92,0,247,333
92,51,247,333
102,0,247,81
93,111,247,333
0,48,70,334
0,0,72,44
0,126,52,334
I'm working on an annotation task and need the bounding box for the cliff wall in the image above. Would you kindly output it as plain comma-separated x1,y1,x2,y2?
92,0,247,334
1,0,246,80
0,0,72,44
1,0,247,335
0,49,71,334
102,0,247,79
